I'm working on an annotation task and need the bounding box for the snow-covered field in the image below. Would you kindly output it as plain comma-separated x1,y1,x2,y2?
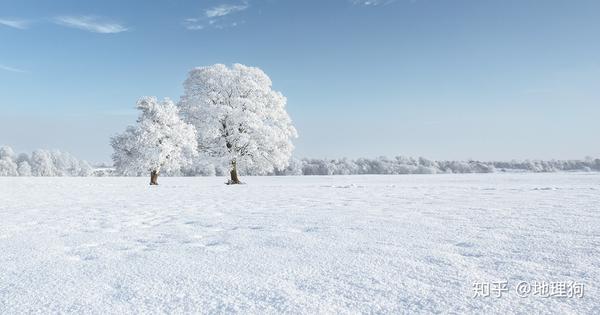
1,174,599,314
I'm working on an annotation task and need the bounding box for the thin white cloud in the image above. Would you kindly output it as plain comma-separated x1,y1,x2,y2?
0,18,30,29
351,0,397,6
185,2,248,31
0,64,27,73
205,3,249,18
54,16,128,34
186,24,205,30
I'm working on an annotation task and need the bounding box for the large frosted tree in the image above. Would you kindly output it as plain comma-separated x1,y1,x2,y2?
111,97,198,185
179,64,298,184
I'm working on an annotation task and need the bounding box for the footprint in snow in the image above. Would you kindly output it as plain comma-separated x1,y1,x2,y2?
455,242,475,248
202,238,230,252
303,227,320,233
460,252,483,258
453,242,483,258
64,251,99,261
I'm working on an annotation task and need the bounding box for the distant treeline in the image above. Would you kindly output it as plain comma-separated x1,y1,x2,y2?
2,145,599,177
277,157,600,176
0,146,92,177
103,156,600,176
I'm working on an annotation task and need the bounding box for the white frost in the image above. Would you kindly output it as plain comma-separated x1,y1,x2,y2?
179,64,298,175
111,97,198,176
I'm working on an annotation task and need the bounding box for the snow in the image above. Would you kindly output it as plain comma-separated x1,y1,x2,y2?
1,173,599,313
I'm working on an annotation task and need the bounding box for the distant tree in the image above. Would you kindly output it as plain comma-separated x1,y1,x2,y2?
48,150,92,176
78,161,93,176
16,153,29,164
273,157,303,176
181,156,217,176
0,158,18,176
179,63,298,184
51,150,73,176
17,161,32,176
30,149,56,176
0,146,15,160
0,146,18,176
111,97,198,185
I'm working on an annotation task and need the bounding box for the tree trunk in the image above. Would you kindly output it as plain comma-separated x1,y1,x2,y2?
229,160,241,184
150,170,159,185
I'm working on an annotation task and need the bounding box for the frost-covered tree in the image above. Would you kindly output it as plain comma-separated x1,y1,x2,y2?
181,156,217,176
30,149,56,176
78,160,93,176
0,146,18,176
48,150,93,176
0,147,91,177
179,63,298,184
16,153,29,164
0,146,15,160
51,150,72,176
0,158,18,176
273,157,303,176
17,161,32,176
111,97,198,185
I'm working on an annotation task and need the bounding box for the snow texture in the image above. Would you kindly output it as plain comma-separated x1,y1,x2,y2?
1,174,598,313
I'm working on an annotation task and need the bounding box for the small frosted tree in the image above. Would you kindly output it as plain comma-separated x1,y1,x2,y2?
78,160,93,176
30,149,56,176
0,146,18,176
17,161,32,176
111,97,198,185
0,146,15,160
179,64,298,184
49,150,92,176
50,150,72,176
0,158,18,176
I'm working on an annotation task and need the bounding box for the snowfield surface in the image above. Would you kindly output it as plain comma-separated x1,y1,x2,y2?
1,174,599,314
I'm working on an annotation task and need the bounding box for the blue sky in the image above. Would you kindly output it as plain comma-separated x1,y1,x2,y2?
1,0,599,163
